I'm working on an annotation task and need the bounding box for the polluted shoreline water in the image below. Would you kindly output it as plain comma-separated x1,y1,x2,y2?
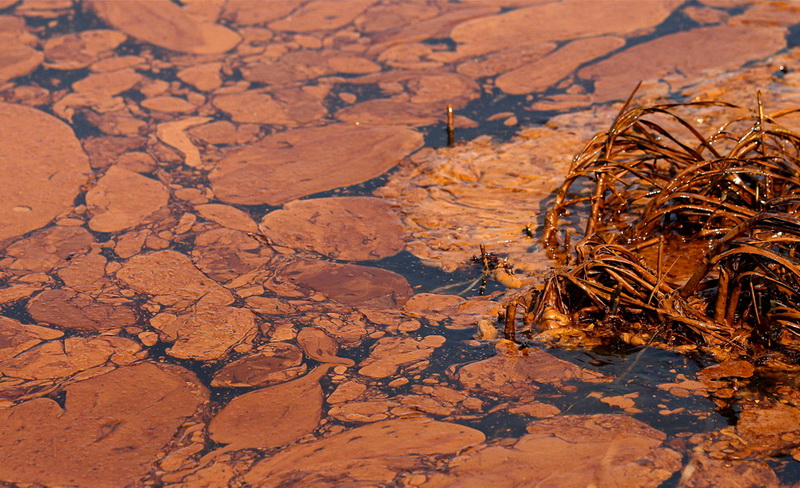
2,1,800,487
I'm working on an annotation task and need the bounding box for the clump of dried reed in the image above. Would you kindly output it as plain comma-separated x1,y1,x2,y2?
521,89,800,365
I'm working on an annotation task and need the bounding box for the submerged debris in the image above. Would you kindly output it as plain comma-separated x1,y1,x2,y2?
522,91,800,367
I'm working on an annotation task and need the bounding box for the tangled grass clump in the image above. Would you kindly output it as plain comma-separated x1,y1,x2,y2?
518,90,800,366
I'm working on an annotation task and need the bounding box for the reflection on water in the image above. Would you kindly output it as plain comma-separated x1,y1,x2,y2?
0,0,799,486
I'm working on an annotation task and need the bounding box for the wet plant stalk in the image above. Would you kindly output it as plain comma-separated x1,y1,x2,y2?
447,104,455,147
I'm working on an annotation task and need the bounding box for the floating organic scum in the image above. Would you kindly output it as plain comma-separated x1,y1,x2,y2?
521,90,800,366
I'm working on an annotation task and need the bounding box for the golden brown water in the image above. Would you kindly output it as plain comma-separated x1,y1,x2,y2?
1,1,800,486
